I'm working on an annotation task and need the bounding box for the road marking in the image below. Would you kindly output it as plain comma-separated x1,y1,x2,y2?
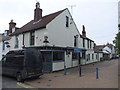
17,82,33,88
17,82,40,90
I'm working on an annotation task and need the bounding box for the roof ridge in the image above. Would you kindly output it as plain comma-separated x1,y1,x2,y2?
42,8,67,18
10,8,67,36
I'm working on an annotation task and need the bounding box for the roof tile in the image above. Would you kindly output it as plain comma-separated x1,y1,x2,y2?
10,8,67,36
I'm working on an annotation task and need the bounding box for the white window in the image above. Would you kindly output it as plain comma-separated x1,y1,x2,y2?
14,35,19,48
66,16,69,27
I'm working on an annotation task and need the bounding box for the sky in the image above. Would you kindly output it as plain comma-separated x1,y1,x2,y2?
0,0,119,45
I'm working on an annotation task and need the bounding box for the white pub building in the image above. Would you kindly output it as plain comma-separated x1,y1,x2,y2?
3,2,101,72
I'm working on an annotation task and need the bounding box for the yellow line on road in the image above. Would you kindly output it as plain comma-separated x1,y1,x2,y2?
17,82,33,88
17,82,40,90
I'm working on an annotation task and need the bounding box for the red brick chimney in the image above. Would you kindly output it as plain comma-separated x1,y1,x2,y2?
82,25,86,37
9,20,16,34
34,2,42,22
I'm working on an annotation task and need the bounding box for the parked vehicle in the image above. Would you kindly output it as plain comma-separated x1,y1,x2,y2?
2,48,43,82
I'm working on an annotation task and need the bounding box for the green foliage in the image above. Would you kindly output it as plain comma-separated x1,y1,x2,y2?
113,32,120,54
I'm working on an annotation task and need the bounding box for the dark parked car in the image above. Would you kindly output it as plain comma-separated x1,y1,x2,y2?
2,48,43,82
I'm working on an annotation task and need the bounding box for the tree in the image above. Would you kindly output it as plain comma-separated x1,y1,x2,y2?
113,32,120,54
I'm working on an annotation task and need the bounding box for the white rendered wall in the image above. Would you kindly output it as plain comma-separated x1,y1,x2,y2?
2,40,10,55
65,52,72,68
52,61,64,71
47,9,80,47
72,60,78,67
86,50,95,64
35,29,48,46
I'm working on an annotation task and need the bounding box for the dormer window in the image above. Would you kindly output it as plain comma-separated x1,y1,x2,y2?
66,16,69,27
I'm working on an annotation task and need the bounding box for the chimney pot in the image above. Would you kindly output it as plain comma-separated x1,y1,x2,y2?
82,25,86,37
9,20,16,34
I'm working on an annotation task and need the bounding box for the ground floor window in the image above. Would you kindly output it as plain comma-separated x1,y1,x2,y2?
53,51,64,61
72,52,78,60
96,53,99,60
87,54,90,61
92,54,94,60
82,52,86,59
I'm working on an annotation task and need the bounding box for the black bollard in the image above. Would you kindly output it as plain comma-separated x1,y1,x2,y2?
96,67,99,79
79,65,82,77
64,65,67,75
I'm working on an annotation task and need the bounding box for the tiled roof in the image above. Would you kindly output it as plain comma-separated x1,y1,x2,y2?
10,8,67,36
106,44,113,49
94,45,105,53
80,35,94,42
2,35,11,41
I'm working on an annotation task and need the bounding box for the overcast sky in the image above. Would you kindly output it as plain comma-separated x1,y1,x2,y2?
0,0,119,45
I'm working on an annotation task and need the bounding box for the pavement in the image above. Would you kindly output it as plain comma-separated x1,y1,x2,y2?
25,59,119,88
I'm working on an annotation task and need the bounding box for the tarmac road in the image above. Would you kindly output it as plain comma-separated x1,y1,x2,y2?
2,75,23,88
1,61,22,88
0,62,33,89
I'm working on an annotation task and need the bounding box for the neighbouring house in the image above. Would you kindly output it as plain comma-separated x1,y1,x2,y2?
1,30,11,57
94,43,115,60
3,2,97,72
94,45,104,61
80,25,96,64
0,20,19,60
106,43,115,58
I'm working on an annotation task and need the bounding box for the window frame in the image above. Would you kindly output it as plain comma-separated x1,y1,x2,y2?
14,35,19,48
74,36,77,47
83,38,85,48
92,53,94,60
87,40,89,49
23,34,24,45
66,16,69,27
90,41,92,49
30,31,35,46
72,52,78,60
82,52,86,59
53,51,64,62
2,41,5,51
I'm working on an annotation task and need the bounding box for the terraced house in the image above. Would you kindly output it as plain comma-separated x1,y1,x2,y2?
4,2,99,72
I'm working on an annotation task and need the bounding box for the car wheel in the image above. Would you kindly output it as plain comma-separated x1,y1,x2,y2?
16,73,23,82
35,76,40,79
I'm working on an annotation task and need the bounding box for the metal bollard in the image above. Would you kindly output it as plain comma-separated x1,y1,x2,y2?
79,66,82,77
64,65,67,75
96,67,99,79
